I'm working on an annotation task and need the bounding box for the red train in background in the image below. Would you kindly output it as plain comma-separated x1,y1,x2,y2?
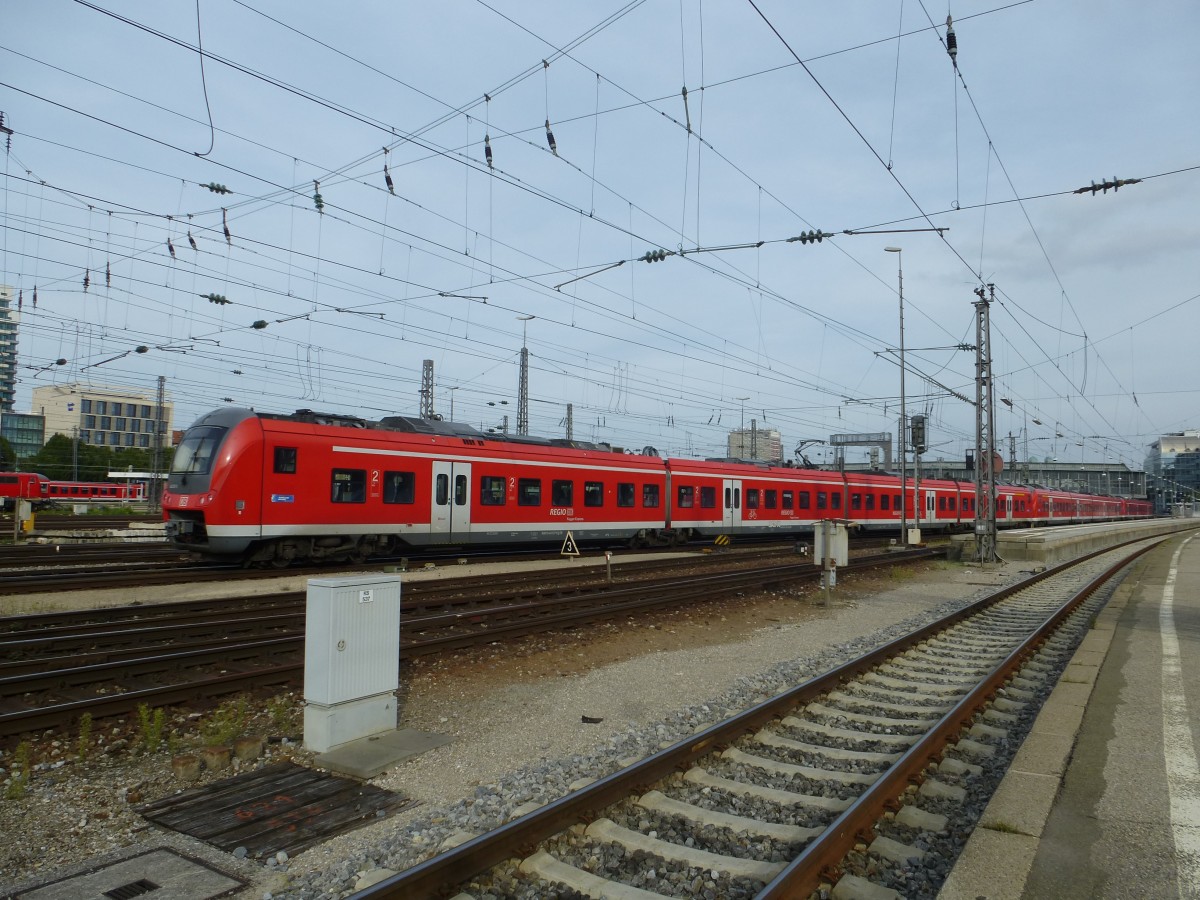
163,407,1154,567
0,472,146,509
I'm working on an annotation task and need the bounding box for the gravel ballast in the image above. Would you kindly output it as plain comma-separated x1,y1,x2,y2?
0,556,1031,898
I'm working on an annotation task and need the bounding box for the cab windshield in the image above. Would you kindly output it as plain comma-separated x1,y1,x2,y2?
170,426,227,477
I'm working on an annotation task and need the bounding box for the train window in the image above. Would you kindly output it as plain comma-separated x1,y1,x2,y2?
851,493,862,510
724,487,731,508
765,490,777,509
700,486,717,508
894,493,901,510
865,494,875,511
938,497,946,511
331,469,366,503
383,471,415,504
643,484,661,508
552,480,573,507
616,482,635,507
436,474,449,505
881,494,889,511
274,447,298,474
949,497,957,511
0,475,13,484
782,491,794,510
816,491,827,510
479,476,506,506
518,478,541,506
831,493,842,510
584,482,604,507
733,488,740,509
798,491,810,509
745,489,759,509
455,475,467,505
677,485,695,508
171,425,226,476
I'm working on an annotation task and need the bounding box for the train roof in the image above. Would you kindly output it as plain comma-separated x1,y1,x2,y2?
193,407,629,455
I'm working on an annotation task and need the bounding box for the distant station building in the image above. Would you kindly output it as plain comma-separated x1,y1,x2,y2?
1145,430,1200,513
841,456,1145,499
31,383,173,450
727,424,783,464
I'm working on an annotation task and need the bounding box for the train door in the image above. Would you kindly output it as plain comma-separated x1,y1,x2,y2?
430,461,473,541
997,494,1011,522
924,489,936,524
722,479,741,531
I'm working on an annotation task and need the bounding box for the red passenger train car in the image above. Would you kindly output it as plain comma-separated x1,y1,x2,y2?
0,472,146,509
162,407,1153,566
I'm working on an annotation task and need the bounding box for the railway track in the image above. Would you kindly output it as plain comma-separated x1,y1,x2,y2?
0,548,938,740
347,538,1157,900
0,542,184,571
0,540,811,594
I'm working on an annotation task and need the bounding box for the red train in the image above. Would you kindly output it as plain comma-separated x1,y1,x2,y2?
0,472,147,509
162,407,1154,566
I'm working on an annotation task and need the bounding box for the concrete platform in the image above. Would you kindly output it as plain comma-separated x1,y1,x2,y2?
938,525,1200,899
314,727,452,779
951,517,1197,564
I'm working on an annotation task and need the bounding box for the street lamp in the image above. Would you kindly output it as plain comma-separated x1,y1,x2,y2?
885,246,907,543
447,386,459,422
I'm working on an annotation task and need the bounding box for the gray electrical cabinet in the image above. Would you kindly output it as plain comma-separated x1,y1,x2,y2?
303,574,402,753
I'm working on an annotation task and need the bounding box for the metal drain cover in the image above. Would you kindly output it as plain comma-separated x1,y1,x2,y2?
10,848,244,900
139,761,415,858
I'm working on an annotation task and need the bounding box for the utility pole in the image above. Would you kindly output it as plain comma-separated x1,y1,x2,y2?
517,315,534,436
973,285,998,562
419,359,435,419
565,403,574,441
151,375,166,509
884,247,908,544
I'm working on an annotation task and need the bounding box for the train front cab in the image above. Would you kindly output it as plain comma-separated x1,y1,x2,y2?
164,408,265,557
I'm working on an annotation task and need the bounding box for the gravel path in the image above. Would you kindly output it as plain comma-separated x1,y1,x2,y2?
0,556,1027,898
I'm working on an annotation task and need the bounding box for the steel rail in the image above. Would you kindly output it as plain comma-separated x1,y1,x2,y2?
351,538,1160,900
756,539,1159,897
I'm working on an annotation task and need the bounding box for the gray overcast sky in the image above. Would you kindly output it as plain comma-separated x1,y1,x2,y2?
3,0,1198,470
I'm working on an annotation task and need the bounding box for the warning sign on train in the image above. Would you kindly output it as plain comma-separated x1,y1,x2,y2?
560,531,580,557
